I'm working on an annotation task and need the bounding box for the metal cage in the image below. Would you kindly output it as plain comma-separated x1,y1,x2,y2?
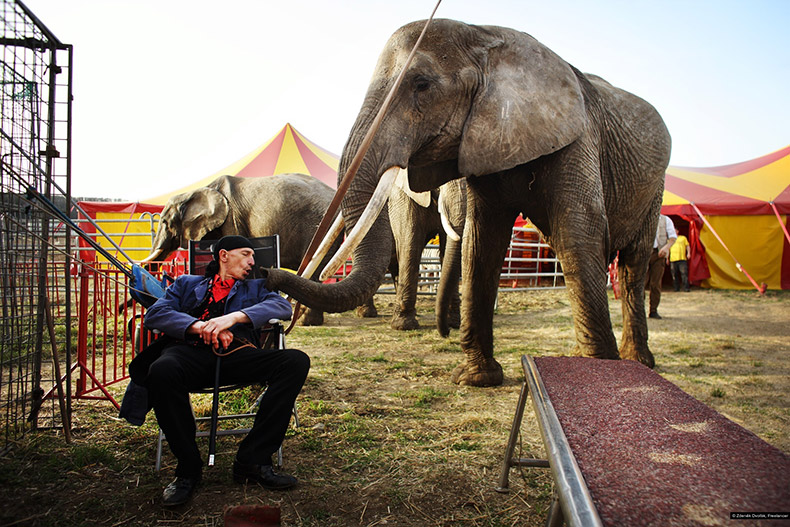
0,0,73,451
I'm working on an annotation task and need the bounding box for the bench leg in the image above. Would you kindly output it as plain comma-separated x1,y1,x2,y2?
546,491,564,527
496,381,530,492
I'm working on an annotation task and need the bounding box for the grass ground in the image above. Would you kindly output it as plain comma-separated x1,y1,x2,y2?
1,288,787,526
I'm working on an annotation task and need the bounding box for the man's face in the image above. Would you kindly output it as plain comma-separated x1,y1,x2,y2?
219,247,256,280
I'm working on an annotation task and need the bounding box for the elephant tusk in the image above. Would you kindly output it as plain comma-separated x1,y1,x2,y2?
300,213,344,279
319,165,400,281
139,249,163,264
439,190,461,242
395,167,431,208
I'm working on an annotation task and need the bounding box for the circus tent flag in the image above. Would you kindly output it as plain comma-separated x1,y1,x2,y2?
661,145,790,291
146,123,340,205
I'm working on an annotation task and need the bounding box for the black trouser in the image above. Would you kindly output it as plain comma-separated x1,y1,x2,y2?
671,260,689,291
146,342,310,478
645,249,666,314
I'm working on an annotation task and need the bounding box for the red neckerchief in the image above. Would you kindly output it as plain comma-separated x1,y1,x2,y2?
212,275,235,302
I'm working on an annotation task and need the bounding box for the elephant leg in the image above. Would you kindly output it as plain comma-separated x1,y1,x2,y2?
617,195,660,367
436,236,462,337
299,306,324,326
617,248,654,367
390,231,425,331
355,296,378,318
451,181,511,386
550,210,620,360
556,250,619,360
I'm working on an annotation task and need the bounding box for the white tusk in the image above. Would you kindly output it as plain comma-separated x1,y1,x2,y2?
439,195,461,242
300,213,345,279
139,250,162,264
394,167,431,208
438,191,461,242
319,166,400,281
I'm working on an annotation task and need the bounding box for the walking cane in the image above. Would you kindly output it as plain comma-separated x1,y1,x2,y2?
208,355,222,466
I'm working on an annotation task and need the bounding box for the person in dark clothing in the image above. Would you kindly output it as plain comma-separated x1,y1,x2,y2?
141,235,310,507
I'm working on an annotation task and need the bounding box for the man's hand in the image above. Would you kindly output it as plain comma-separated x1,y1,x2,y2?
187,312,251,350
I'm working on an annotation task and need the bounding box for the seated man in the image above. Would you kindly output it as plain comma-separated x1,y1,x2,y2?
135,235,310,507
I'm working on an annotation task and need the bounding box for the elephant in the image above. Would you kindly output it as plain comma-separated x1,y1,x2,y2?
387,173,464,335
263,19,671,386
140,173,376,326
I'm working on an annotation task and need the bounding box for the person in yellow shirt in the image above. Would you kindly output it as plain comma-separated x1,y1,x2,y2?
669,234,691,292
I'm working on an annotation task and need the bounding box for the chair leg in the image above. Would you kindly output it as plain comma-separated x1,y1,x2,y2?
208,356,222,467
155,429,164,472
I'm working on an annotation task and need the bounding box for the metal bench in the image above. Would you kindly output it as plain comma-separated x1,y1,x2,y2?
497,355,790,526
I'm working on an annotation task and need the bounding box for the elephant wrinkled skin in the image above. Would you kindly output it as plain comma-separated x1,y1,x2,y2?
264,20,671,386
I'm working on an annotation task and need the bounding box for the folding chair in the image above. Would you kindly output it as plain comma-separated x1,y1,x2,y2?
154,235,299,471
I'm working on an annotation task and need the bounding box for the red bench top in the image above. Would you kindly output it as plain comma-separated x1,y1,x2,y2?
534,356,790,526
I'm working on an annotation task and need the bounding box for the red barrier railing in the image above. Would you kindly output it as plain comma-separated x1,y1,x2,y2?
68,258,187,408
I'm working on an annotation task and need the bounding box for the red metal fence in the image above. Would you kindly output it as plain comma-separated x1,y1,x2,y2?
60,259,187,408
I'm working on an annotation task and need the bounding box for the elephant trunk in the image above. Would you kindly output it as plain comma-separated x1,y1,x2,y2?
265,211,393,314
436,236,462,337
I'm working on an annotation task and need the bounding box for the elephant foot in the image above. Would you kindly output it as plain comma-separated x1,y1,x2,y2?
620,344,656,369
448,310,461,330
450,359,504,387
299,308,324,327
572,344,620,361
391,312,420,331
355,303,378,318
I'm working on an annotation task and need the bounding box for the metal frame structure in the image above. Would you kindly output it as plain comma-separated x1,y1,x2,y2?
0,0,72,452
496,356,603,527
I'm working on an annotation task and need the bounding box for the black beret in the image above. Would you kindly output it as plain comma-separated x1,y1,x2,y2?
212,235,254,260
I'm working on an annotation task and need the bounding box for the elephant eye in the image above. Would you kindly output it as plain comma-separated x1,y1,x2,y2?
414,76,431,92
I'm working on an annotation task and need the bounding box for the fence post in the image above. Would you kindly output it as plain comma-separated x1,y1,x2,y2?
76,264,90,395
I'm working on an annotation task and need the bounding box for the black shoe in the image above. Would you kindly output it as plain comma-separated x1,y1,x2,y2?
233,459,298,489
162,476,200,507
648,311,662,320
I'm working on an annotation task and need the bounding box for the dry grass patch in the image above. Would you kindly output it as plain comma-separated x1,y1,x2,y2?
0,288,787,526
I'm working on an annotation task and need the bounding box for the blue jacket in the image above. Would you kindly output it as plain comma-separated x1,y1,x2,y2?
120,275,292,426
144,274,292,343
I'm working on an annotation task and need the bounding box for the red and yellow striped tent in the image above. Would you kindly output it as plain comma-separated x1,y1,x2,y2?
661,145,790,290
78,124,340,261
146,123,340,205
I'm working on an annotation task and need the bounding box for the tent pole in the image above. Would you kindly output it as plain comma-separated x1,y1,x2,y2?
691,202,766,294
769,201,790,246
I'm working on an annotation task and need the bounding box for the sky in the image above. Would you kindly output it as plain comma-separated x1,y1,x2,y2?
25,0,790,201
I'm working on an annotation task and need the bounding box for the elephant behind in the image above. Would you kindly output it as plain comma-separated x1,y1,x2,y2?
388,175,466,336
142,173,373,325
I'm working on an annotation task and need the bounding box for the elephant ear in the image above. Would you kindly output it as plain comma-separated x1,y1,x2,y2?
179,187,230,241
394,167,431,208
458,28,586,177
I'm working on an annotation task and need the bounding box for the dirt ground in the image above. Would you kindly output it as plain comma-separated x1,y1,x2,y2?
1,287,788,526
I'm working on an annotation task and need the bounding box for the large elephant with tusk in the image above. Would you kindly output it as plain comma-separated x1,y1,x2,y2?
264,19,671,386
